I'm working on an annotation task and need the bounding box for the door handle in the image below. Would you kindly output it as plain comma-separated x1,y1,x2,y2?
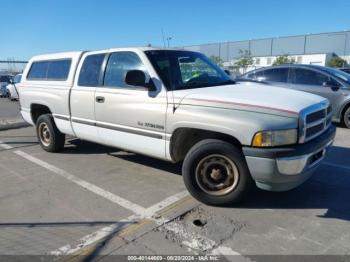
96,96,105,103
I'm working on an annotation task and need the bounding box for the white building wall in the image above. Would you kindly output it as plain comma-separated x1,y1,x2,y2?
224,53,346,75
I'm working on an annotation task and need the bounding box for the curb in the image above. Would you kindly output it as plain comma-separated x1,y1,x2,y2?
0,119,30,131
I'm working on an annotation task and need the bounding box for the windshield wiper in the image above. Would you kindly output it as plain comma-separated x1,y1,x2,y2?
216,79,236,86
175,83,213,90
175,80,236,90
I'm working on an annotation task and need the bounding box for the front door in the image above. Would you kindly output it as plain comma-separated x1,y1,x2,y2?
94,51,167,159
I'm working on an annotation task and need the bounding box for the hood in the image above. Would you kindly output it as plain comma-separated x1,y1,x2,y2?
172,82,326,118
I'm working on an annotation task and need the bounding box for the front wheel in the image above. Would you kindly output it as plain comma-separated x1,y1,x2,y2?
182,139,254,206
343,107,350,129
36,114,65,152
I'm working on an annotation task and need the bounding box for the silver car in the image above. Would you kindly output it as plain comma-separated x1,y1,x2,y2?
240,65,350,128
6,73,22,100
0,74,13,97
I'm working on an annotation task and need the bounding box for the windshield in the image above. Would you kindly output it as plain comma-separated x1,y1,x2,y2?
145,50,233,90
319,67,350,84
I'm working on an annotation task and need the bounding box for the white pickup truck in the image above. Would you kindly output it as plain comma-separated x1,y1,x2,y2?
18,47,336,205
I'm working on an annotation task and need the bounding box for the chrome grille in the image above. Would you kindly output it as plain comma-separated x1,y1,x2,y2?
299,101,332,143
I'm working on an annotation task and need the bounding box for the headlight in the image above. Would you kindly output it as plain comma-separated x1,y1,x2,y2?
252,129,297,147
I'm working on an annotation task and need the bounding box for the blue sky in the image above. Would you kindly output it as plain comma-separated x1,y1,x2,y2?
1,0,350,60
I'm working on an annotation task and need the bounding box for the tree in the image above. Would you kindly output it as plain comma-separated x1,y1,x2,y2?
209,55,223,66
273,54,295,66
326,56,347,68
234,50,253,72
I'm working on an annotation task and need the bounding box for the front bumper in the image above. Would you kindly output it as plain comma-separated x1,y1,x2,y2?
243,125,336,191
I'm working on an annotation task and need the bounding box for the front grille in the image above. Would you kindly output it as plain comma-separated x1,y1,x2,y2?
305,122,324,137
306,110,326,123
299,101,332,143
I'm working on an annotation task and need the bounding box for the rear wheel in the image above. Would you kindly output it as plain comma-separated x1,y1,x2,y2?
182,139,254,206
343,107,350,129
36,114,65,152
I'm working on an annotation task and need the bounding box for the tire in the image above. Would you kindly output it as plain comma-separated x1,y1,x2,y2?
182,139,254,206
36,114,65,152
342,106,350,129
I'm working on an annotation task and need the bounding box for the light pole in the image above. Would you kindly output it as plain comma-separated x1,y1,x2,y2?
166,37,172,48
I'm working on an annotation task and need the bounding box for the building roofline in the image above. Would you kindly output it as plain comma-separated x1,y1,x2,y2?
182,30,350,48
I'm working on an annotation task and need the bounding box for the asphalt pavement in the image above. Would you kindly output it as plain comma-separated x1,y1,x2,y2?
0,101,349,261
0,98,21,120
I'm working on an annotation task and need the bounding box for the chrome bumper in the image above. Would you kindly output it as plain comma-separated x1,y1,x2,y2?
276,139,333,175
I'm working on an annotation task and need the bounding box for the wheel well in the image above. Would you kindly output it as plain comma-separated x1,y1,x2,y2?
341,102,350,121
170,128,242,162
31,104,51,124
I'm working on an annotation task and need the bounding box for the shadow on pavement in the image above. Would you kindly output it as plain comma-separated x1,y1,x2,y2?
65,139,182,175
24,139,350,222
63,139,116,155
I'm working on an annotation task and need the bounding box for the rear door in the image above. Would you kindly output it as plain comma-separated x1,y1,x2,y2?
70,51,106,142
289,68,343,110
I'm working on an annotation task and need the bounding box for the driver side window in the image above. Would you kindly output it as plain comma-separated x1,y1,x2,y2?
178,57,219,83
103,52,146,88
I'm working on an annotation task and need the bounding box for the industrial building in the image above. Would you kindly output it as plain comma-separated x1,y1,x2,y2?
1,30,350,75
183,30,350,74
0,59,27,74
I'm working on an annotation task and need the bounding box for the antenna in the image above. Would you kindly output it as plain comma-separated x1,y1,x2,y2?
161,29,166,48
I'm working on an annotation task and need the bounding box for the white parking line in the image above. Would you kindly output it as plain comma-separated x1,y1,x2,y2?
14,150,148,216
1,141,243,258
50,214,139,256
145,190,189,216
50,192,189,256
323,161,350,171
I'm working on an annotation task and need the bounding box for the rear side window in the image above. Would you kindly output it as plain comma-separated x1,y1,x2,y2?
47,60,71,80
293,69,329,86
263,68,288,82
27,59,71,80
78,54,105,87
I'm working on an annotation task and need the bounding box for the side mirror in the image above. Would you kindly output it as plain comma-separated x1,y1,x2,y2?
9,79,14,84
322,81,340,91
125,70,147,87
224,70,231,76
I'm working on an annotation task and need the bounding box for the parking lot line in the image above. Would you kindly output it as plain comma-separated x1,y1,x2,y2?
1,140,243,257
145,190,189,216
1,141,147,215
50,214,140,256
13,149,148,216
323,161,350,171
51,192,190,256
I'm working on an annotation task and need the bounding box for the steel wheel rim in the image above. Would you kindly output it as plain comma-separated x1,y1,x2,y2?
195,154,239,196
38,122,51,147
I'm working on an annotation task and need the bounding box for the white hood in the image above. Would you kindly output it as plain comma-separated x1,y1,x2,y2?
172,82,326,117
